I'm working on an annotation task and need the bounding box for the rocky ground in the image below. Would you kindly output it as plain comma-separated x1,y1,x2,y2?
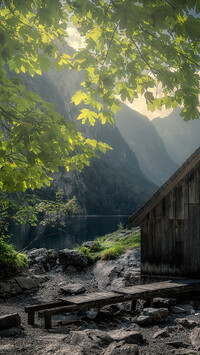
1,246,200,354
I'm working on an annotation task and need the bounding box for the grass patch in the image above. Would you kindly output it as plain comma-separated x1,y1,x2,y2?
0,240,28,278
78,228,141,261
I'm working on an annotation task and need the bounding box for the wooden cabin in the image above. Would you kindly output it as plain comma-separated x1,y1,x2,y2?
127,147,200,278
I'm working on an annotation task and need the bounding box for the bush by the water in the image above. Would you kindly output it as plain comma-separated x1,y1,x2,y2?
78,228,140,261
0,241,28,278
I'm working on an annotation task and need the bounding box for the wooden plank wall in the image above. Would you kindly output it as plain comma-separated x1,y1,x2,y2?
141,162,200,277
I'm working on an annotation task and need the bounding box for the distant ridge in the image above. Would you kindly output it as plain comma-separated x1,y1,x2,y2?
115,104,178,186
152,109,200,165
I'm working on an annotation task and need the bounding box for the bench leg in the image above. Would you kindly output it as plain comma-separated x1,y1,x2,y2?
28,312,35,325
44,314,52,329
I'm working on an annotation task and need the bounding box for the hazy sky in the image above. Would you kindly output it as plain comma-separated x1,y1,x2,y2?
66,26,173,121
128,88,173,121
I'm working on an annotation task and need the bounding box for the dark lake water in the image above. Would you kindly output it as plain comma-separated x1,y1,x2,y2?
10,215,129,251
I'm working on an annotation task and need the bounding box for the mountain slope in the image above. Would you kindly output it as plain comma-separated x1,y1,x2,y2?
115,104,178,186
19,64,156,215
152,109,200,165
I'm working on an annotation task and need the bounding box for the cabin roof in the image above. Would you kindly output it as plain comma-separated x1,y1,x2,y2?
127,146,200,227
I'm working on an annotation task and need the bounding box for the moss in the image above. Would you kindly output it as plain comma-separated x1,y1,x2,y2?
79,246,98,263
100,245,125,260
0,241,28,278
78,228,141,261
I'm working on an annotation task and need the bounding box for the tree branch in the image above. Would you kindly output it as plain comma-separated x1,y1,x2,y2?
131,38,158,77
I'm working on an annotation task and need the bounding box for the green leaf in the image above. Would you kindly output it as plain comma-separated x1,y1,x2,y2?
71,91,87,105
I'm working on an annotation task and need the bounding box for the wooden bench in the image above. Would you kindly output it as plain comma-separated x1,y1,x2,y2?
25,279,200,329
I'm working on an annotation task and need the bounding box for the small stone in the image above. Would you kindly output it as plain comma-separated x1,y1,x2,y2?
60,284,85,295
31,275,48,284
172,306,188,314
143,307,169,321
103,341,139,355
166,340,189,349
171,349,198,355
0,345,15,352
84,309,99,319
176,318,197,328
35,255,46,264
152,297,176,308
111,278,126,289
153,329,169,339
134,315,152,325
109,329,143,344
0,327,22,337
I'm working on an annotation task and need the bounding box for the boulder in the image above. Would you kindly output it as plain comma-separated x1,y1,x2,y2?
92,249,141,290
92,262,122,290
0,313,21,331
0,280,22,298
27,248,48,259
57,249,89,270
46,249,57,267
64,329,113,350
121,269,140,286
190,327,200,350
134,308,168,325
108,329,143,344
14,276,37,290
103,341,139,355
29,264,46,275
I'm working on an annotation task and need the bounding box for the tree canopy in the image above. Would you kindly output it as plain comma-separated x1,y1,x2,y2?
67,0,200,123
0,0,200,193
0,0,110,192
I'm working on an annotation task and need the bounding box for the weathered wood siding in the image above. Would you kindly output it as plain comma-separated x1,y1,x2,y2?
141,163,200,277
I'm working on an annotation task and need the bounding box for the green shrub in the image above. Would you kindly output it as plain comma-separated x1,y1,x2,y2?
117,222,124,230
89,241,103,252
0,241,28,278
79,246,97,262
120,234,141,248
77,228,141,262
100,245,125,260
